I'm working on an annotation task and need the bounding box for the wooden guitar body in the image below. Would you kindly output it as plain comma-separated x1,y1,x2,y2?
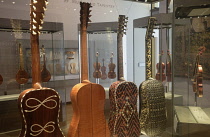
93,62,102,78
68,80,109,137
109,81,140,137
70,63,77,74
166,60,172,82
18,86,64,137
108,63,116,79
155,62,166,81
16,69,29,84
101,66,107,80
41,67,51,82
193,64,203,97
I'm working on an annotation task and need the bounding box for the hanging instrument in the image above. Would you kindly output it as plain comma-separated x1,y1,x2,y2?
18,1,64,136
101,58,107,80
155,50,166,81
108,15,140,137
166,50,172,82
68,2,109,137
41,45,51,82
16,43,29,84
93,52,102,78
108,52,116,79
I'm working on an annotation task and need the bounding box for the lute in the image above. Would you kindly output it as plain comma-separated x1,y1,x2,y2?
16,43,29,84
68,2,109,137
18,0,64,136
108,15,140,137
41,45,51,82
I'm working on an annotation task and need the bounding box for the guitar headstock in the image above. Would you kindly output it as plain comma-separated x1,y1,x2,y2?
30,0,49,35
80,2,92,29
118,15,128,35
146,17,157,40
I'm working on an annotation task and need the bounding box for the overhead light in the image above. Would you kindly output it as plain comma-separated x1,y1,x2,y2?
110,10,113,12
74,9,76,11
1,0,4,3
12,1,15,4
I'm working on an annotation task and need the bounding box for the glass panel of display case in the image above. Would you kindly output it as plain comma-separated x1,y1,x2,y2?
173,0,210,136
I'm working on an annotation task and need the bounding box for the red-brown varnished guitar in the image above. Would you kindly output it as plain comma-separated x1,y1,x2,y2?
18,1,64,137
68,2,109,137
16,43,29,84
93,52,102,79
192,46,206,97
108,15,140,137
166,50,172,82
155,50,166,82
108,52,116,79
101,58,107,80
41,45,51,82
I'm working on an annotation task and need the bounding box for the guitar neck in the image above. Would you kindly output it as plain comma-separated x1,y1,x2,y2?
80,27,88,81
31,34,41,86
19,44,24,70
117,32,124,80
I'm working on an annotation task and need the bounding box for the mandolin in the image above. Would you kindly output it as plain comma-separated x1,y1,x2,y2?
101,58,107,80
16,43,29,84
68,2,109,137
93,52,102,78
18,1,64,137
108,15,140,137
166,50,172,82
192,46,205,97
155,50,166,82
108,52,116,79
41,45,51,82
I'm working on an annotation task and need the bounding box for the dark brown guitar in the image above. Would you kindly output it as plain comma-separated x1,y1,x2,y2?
166,50,172,82
18,1,64,137
192,46,205,97
68,2,109,137
16,43,29,84
155,50,166,82
108,15,140,137
93,52,102,78
41,45,51,82
101,58,107,80
108,52,116,79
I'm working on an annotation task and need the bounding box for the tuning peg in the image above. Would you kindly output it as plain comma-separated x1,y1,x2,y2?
88,19,91,22
33,0,37,4
33,19,37,24
33,5,36,11
39,25,43,30
40,19,44,24
32,31,37,35
43,7,47,11
32,25,36,29
45,0,49,5
33,12,36,18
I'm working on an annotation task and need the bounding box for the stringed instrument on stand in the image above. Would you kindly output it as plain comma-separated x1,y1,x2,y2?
18,1,64,136
93,52,102,79
192,46,205,97
166,50,172,82
41,45,51,82
68,2,109,137
108,52,116,79
108,15,140,137
101,58,107,80
139,17,166,137
155,50,166,81
16,43,29,84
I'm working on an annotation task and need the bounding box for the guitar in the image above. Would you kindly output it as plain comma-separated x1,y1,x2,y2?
70,63,77,74
192,46,205,97
93,52,102,78
68,2,109,137
166,50,172,82
101,58,107,80
18,1,64,137
108,15,140,137
139,17,166,137
16,43,29,84
108,52,116,79
41,45,51,82
155,50,166,82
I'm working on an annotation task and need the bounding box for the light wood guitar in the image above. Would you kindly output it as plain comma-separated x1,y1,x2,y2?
18,1,64,136
108,53,116,79
93,52,102,78
68,2,109,137
101,58,107,80
108,15,140,137
70,63,77,74
16,43,29,84
41,45,51,82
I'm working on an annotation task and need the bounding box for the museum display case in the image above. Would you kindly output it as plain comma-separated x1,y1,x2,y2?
173,0,210,137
